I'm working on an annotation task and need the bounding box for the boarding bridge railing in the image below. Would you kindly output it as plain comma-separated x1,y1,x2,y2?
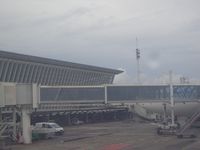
177,109,200,137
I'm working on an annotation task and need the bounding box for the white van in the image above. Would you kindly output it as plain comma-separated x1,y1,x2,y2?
33,122,64,136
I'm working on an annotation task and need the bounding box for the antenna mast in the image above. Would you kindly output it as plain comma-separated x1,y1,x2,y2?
136,38,141,84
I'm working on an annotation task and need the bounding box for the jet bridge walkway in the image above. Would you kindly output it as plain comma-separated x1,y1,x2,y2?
1,83,200,143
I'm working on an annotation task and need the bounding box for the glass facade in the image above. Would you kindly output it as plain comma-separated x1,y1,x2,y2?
40,85,200,102
40,87,105,101
107,86,170,101
173,85,200,100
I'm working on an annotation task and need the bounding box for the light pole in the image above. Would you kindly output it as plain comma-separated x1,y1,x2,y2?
136,38,141,84
169,70,175,126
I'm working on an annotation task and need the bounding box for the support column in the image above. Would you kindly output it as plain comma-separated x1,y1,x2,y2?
163,103,167,123
22,108,32,144
67,113,71,125
0,108,2,123
104,86,107,104
101,112,104,122
128,105,134,120
13,107,17,140
85,113,88,123
169,70,175,126
114,111,117,120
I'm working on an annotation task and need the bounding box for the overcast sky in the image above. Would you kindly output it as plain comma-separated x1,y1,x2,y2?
0,0,200,84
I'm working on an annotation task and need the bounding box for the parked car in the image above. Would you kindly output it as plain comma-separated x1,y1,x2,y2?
32,122,64,139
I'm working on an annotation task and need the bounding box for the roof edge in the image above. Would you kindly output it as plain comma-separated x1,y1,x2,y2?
0,50,123,74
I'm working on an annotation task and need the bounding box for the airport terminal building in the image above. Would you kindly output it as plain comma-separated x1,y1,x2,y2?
1,50,200,144
0,50,122,86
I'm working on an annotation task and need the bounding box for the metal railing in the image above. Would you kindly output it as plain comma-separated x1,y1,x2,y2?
177,110,200,136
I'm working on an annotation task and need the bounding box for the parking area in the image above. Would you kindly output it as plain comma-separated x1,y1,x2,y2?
11,121,200,150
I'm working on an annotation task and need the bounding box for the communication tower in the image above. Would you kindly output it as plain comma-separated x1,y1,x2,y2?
136,38,141,84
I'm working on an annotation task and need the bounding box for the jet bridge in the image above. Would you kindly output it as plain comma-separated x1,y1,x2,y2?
0,83,39,144
1,83,200,143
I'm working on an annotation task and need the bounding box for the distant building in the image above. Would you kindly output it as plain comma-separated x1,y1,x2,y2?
0,50,122,86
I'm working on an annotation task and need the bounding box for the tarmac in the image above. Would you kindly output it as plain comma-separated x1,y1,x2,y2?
11,120,200,150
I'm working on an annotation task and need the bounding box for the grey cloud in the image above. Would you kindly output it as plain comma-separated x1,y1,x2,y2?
0,6,92,31
0,0,200,83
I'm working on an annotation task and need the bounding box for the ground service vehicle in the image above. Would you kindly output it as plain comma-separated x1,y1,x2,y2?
32,122,64,139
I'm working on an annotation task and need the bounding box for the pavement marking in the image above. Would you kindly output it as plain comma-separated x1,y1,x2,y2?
101,144,130,150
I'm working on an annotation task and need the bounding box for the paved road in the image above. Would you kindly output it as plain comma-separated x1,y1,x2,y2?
11,121,200,150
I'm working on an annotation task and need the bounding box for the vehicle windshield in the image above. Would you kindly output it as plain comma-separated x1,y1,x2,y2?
50,123,60,128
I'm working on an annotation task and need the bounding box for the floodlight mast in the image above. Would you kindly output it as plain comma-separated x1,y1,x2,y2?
169,70,175,126
136,38,141,84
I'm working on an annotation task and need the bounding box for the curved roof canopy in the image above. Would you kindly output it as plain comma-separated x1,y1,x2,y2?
0,50,123,86
0,50,122,74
